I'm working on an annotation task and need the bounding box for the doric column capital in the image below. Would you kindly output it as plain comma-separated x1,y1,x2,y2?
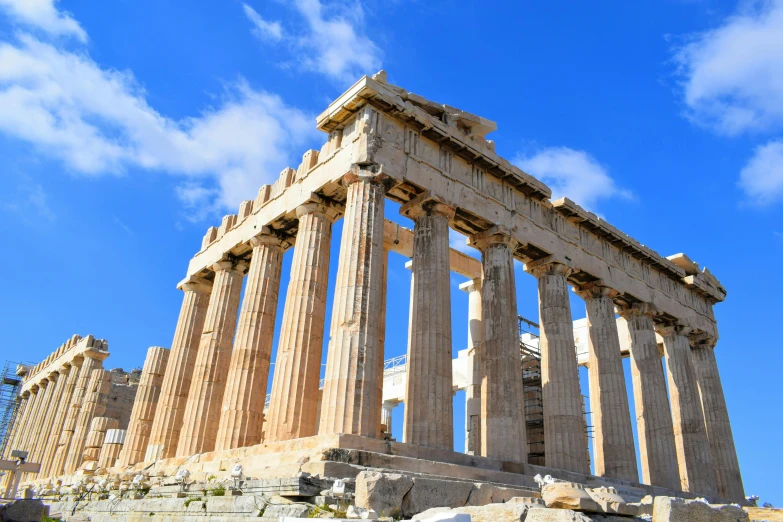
525,255,573,279
295,193,343,223
177,275,212,294
83,347,110,363
343,163,393,189
458,277,482,294
572,281,618,301
20,390,30,399
468,226,519,252
58,363,71,374
689,332,717,349
617,301,657,319
248,227,290,249
400,191,456,221
211,258,248,274
47,371,60,382
655,323,692,338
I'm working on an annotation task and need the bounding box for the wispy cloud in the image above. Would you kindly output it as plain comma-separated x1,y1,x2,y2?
243,3,283,42
0,0,86,42
0,4,319,219
449,229,479,258
739,139,783,206
0,174,55,221
113,216,133,235
243,0,382,83
671,0,783,135
514,147,632,211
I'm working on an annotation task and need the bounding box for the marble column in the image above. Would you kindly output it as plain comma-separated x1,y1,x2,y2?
381,402,395,435
15,385,42,457
145,276,212,461
29,371,62,471
49,353,92,477
459,278,483,455
690,335,744,501
83,417,119,464
527,259,589,474
265,204,336,442
177,259,246,456
575,283,638,482
98,429,126,468
657,325,717,496
216,230,286,449
118,346,170,467
319,167,388,437
469,228,526,463
617,303,679,490
375,249,389,439
41,361,80,477
401,197,454,451
21,379,51,477
64,368,111,473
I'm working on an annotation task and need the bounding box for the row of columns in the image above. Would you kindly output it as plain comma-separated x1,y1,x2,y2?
134,165,742,501
3,337,111,481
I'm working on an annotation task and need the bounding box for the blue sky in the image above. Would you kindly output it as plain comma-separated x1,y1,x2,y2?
0,0,781,505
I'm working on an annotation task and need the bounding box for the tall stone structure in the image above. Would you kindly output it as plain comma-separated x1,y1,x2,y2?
9,73,744,504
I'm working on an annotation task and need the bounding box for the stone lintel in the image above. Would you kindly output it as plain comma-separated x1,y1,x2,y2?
20,337,108,395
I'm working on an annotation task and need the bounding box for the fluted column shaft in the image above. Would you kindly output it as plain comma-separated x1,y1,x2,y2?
618,304,679,489
29,371,64,473
41,362,80,477
15,386,43,457
470,229,526,463
375,249,388,438
528,259,589,474
177,260,245,456
64,368,111,473
319,168,387,437
576,283,638,482
217,232,286,449
658,325,717,496
402,200,454,450
50,354,94,477
460,278,483,455
691,337,744,501
145,277,212,461
119,347,170,466
264,209,334,442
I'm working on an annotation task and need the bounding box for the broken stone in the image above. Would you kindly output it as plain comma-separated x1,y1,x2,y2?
586,487,638,516
355,471,413,518
541,482,601,512
652,496,750,522
401,477,474,517
347,505,379,519
524,508,593,522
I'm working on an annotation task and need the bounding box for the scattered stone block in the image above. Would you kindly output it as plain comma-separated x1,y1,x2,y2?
586,486,638,516
355,471,413,517
401,477,474,517
0,499,48,522
652,496,750,522
524,508,593,522
347,505,379,519
541,482,601,512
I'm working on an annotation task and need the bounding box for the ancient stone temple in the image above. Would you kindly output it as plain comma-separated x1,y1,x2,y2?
3,72,744,511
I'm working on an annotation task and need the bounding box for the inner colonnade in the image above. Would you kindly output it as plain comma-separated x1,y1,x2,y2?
7,72,744,503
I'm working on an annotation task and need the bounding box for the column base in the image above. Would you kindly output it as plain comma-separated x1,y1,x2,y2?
21,433,730,504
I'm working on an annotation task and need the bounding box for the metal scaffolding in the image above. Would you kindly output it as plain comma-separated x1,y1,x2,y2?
0,361,28,456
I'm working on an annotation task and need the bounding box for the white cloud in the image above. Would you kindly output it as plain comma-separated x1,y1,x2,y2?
244,0,382,83
243,3,283,42
738,139,783,205
0,34,318,215
0,174,54,221
514,147,632,210
672,0,783,135
0,0,86,42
